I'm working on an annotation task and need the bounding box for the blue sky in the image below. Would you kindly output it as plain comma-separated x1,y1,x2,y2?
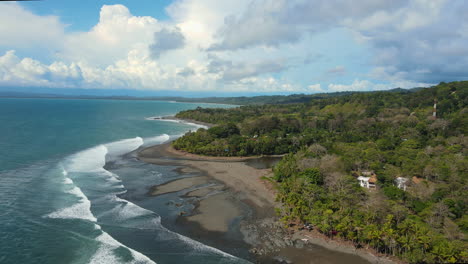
0,0,466,96
21,0,171,31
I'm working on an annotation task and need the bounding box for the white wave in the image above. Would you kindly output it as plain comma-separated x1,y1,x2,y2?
175,120,208,130
65,145,108,173
47,183,97,222
107,195,238,260
99,169,123,184
185,123,208,130
152,226,238,260
153,119,180,124
91,227,156,264
63,177,73,184
142,134,170,147
108,196,162,227
51,135,238,263
145,116,161,120
89,245,121,264
146,117,208,130
64,137,144,173
95,170,235,259
97,168,162,226
105,137,144,160
175,232,237,259
48,138,160,263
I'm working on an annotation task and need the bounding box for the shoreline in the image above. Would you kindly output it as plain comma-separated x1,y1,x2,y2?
138,142,398,264
146,115,215,128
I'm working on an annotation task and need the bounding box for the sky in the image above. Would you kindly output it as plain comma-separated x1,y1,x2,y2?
0,0,467,96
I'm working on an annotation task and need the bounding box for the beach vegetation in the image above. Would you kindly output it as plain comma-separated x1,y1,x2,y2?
172,81,468,263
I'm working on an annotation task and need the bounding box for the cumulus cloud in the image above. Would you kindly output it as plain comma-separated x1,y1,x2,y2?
61,4,160,66
207,56,290,81
358,1,468,83
149,27,186,59
208,0,302,51
0,3,64,52
208,0,468,85
0,50,83,87
166,0,251,48
0,1,465,93
307,84,325,93
328,79,384,92
209,0,405,50
177,66,196,77
0,49,298,93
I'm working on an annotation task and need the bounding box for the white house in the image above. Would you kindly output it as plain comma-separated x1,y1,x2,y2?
395,177,409,191
357,175,377,189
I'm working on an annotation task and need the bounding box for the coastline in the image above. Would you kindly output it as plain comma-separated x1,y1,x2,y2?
138,141,398,264
147,115,215,128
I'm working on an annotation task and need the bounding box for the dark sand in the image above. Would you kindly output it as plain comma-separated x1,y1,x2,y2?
150,176,212,196
139,143,397,264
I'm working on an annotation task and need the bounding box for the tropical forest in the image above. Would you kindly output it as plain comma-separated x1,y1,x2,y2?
173,81,468,263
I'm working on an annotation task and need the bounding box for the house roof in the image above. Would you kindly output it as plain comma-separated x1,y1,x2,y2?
395,177,408,183
412,176,424,184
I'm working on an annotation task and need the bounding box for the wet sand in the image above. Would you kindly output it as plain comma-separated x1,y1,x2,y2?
139,143,396,264
185,192,242,232
139,144,277,211
150,176,212,196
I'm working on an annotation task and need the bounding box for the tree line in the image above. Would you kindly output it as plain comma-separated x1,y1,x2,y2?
172,81,467,263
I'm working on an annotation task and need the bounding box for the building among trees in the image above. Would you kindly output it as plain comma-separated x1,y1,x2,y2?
395,177,409,191
357,171,377,189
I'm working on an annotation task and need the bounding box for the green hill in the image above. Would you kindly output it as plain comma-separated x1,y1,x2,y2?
172,81,468,263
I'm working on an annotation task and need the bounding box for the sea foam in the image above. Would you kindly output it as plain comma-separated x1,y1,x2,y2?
91,226,156,264
48,133,239,263
146,117,208,130
47,138,151,261
142,134,170,147
65,145,108,173
47,184,97,222
105,137,144,161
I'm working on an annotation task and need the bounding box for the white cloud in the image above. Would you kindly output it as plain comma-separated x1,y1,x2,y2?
167,0,251,48
149,27,186,59
0,3,64,51
0,48,299,93
207,56,291,82
307,84,325,93
327,79,432,92
348,0,468,83
208,0,405,50
207,0,468,84
60,5,161,66
0,50,83,87
0,1,465,93
328,79,376,92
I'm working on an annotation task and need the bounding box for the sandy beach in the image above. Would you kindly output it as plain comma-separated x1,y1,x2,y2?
138,142,397,264
139,143,277,229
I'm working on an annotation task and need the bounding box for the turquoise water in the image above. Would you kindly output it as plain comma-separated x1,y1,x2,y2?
0,98,247,264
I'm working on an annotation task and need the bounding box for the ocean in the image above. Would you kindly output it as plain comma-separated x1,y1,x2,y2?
0,98,247,264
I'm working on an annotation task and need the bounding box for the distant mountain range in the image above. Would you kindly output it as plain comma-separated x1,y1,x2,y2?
0,87,425,105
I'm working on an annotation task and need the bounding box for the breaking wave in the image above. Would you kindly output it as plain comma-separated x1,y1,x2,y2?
45,132,242,263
